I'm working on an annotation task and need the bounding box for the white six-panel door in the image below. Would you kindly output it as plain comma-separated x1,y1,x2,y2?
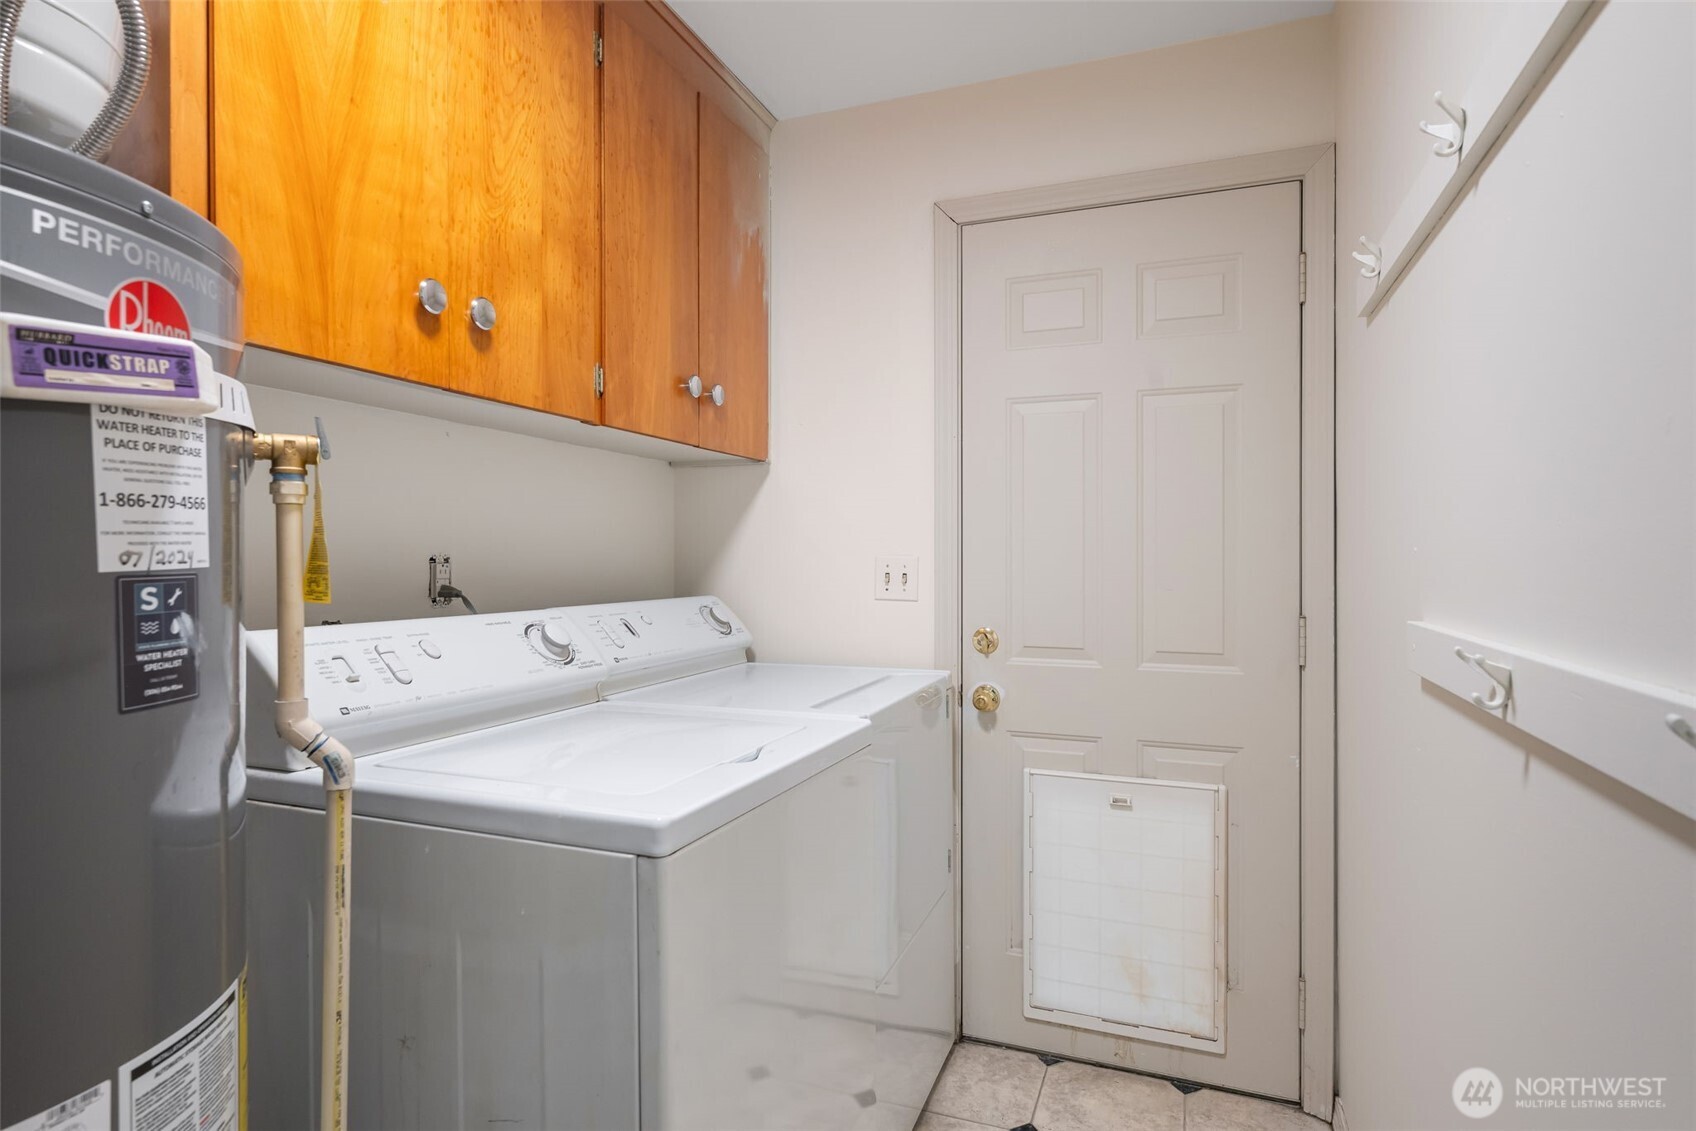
959,182,1303,1099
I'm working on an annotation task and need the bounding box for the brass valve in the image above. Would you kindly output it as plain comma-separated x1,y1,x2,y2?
250,432,321,473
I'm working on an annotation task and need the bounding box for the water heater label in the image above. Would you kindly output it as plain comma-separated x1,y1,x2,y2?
1,1082,111,1131
116,575,199,712
90,405,210,572
10,324,201,400
117,977,241,1131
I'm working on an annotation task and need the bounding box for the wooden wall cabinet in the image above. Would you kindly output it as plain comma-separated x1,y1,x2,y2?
211,0,600,422
697,97,770,460
206,0,767,459
602,2,770,460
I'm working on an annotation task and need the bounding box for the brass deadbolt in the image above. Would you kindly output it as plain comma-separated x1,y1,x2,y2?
971,684,1001,712
972,627,999,656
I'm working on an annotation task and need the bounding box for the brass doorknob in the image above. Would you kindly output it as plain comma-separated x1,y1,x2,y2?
972,627,999,656
971,684,1001,712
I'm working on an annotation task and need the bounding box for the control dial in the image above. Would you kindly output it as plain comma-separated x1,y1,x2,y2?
525,619,576,663
701,605,734,635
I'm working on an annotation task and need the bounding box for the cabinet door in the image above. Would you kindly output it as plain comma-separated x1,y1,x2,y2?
697,97,769,460
447,0,599,419
213,0,460,384
601,2,701,446
212,1,599,419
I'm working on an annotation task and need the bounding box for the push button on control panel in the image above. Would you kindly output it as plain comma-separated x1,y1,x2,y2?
419,638,442,659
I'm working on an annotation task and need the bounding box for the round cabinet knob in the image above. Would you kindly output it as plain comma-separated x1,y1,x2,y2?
971,684,1002,712
707,383,725,407
417,278,448,315
469,296,497,331
972,627,1000,656
681,375,703,399
701,605,734,635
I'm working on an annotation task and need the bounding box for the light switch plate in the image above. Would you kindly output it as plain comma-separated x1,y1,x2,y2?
875,555,919,602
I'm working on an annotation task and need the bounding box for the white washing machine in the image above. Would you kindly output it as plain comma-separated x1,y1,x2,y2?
242,598,953,1131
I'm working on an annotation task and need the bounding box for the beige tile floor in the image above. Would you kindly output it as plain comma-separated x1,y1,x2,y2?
918,1042,1329,1131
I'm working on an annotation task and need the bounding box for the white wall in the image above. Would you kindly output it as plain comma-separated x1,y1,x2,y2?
675,16,1335,666
1334,2,1696,1127
241,386,675,629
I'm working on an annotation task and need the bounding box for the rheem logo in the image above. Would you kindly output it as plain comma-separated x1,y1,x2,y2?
106,278,191,341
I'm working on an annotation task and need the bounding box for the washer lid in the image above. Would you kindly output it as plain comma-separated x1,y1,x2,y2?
384,708,807,796
611,663,951,720
246,702,872,857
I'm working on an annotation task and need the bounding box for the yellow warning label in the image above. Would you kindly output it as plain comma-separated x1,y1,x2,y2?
304,466,332,604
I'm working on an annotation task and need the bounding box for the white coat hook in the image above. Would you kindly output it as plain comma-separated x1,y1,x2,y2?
1668,714,1696,748
1454,647,1512,712
1351,236,1382,279
1418,90,1466,158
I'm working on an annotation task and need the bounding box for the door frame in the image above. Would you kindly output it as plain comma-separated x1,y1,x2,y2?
932,145,1337,1119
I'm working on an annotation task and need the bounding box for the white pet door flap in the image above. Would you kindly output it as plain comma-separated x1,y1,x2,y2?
1023,769,1226,1051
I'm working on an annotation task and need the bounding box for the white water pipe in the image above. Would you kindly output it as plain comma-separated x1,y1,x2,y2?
254,433,352,1131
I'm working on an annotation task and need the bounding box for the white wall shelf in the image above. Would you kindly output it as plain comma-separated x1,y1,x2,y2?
1354,1,1595,316
1407,621,1696,820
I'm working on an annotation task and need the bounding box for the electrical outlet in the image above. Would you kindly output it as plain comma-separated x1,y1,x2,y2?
428,555,453,606
874,556,919,602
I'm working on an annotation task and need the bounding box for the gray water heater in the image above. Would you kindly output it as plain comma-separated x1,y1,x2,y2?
1,126,252,1129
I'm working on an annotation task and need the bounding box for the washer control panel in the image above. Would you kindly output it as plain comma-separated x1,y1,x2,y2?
246,596,752,772
246,610,606,770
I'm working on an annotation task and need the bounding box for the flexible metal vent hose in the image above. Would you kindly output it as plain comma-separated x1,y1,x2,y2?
0,0,23,128
0,0,150,161
74,0,150,159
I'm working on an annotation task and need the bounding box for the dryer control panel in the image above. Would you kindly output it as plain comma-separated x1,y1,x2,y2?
246,610,607,771
565,596,751,691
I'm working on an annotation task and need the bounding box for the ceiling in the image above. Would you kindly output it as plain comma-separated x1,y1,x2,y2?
669,0,1334,120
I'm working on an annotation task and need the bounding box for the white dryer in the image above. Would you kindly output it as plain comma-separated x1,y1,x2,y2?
601,599,956,1086
242,599,951,1131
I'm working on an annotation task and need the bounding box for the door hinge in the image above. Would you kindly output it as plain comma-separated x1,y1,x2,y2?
1298,252,1308,305
594,364,604,397
1298,615,1308,669
946,848,953,874
1298,976,1307,1030
595,33,603,66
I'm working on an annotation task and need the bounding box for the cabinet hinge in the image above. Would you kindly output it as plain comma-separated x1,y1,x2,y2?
594,33,603,67
1298,615,1308,669
594,364,604,397
1298,252,1308,305
1298,976,1307,1030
